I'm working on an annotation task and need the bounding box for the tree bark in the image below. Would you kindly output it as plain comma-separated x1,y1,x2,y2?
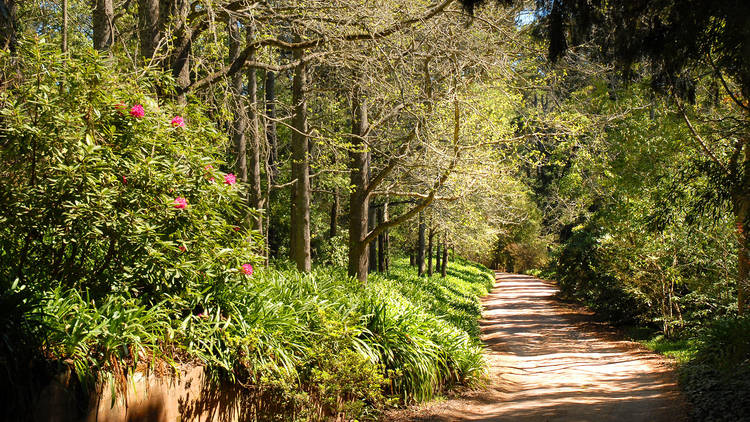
427,226,434,276
417,211,426,276
265,70,279,179
62,0,68,53
435,234,442,273
168,0,191,104
377,205,387,273
368,205,377,272
92,0,114,51
246,29,263,235
347,88,370,282
228,18,247,185
441,238,448,277
384,201,390,272
290,47,311,272
264,68,278,259
0,0,17,53
137,0,161,60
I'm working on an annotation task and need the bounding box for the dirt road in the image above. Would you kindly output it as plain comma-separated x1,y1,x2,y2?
395,273,688,422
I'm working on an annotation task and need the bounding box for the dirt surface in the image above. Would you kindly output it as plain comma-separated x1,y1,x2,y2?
389,272,688,422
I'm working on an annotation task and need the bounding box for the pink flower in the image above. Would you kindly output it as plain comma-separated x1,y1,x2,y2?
122,175,127,184
233,226,241,232
241,263,253,276
115,103,127,114
173,197,187,209
208,177,215,183
130,104,145,118
204,165,213,171
178,245,186,252
171,116,185,127
224,173,236,185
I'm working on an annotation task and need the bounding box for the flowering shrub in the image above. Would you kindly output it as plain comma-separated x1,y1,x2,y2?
0,40,262,302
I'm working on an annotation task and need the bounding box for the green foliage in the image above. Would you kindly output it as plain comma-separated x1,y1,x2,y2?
317,233,349,267
177,257,492,416
680,316,750,422
44,288,174,393
9,250,491,419
0,40,263,301
0,39,264,414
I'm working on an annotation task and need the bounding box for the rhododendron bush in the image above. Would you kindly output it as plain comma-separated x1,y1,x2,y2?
0,41,262,301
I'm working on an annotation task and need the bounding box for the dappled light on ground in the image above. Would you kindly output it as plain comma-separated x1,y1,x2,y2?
393,273,687,422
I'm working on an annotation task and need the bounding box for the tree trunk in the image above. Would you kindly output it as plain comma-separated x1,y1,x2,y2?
369,205,377,272
137,0,161,60
246,29,263,235
427,227,434,276
264,69,278,259
417,211,426,276
384,201,390,272
377,205,386,273
0,0,17,53
265,70,279,179
168,0,191,104
290,47,311,272
228,18,247,185
441,238,448,277
435,235,442,273
347,88,370,282
92,0,114,51
62,0,68,53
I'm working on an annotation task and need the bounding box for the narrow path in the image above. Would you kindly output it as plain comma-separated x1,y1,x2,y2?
396,272,688,422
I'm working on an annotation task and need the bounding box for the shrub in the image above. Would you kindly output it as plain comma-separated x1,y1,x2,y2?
0,40,262,302
680,316,750,422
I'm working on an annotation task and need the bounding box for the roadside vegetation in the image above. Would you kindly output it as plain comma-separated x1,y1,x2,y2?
0,37,499,420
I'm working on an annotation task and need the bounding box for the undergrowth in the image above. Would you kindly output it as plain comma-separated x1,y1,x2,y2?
9,257,493,421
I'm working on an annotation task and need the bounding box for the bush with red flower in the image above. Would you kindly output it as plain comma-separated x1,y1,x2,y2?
0,40,263,303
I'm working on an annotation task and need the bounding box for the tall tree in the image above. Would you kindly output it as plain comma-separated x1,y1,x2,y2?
61,0,68,52
228,18,247,187
137,0,160,60
417,211,426,276
348,87,371,280
246,29,263,235
435,234,442,273
92,0,113,51
427,225,434,276
290,46,311,272
377,203,389,272
441,237,448,277
0,0,17,52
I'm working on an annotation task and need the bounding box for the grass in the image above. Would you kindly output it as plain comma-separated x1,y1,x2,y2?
622,326,698,363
